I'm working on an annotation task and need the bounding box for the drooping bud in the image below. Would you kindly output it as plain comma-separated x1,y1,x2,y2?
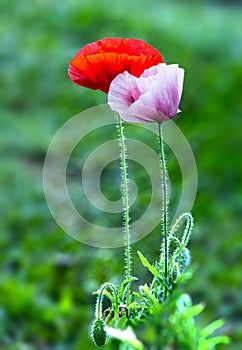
91,319,107,347
180,247,190,272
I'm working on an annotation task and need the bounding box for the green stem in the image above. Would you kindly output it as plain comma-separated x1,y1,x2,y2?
96,283,118,323
116,114,131,306
158,123,169,281
170,212,194,247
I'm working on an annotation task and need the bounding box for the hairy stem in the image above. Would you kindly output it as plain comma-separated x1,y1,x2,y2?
158,123,169,281
116,114,131,306
170,212,194,247
96,283,118,322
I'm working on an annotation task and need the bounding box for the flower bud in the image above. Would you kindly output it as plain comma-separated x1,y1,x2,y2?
180,247,190,272
91,319,106,347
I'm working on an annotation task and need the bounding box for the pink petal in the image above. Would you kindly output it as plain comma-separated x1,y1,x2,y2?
137,64,184,120
108,71,141,116
108,63,184,123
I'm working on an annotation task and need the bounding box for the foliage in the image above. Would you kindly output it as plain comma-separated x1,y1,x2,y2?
89,118,228,348
91,253,229,349
105,286,229,350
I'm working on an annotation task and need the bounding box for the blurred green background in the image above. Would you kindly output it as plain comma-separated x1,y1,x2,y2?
1,0,242,349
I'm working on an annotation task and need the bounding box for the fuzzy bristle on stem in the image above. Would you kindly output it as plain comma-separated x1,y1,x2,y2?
170,212,194,247
94,282,119,331
158,123,170,284
116,114,131,306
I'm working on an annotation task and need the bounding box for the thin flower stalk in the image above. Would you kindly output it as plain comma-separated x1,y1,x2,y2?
116,114,131,306
158,123,169,282
96,282,118,323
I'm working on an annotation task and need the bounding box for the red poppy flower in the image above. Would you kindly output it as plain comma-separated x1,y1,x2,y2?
68,38,164,93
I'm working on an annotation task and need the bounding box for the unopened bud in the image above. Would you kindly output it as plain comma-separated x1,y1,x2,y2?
180,247,190,272
91,319,106,347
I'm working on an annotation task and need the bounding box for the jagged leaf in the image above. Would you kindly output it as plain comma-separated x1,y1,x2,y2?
128,302,145,310
142,283,158,307
137,251,160,279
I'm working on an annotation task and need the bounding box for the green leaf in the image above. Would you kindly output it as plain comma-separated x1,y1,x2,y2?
200,336,230,349
104,326,144,350
185,304,205,318
128,302,144,310
137,251,160,279
142,284,158,307
200,319,225,338
132,291,143,298
118,316,128,330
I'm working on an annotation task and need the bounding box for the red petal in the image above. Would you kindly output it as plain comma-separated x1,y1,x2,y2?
69,38,164,93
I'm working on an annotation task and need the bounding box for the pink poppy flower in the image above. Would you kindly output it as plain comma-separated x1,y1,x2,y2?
108,63,184,123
